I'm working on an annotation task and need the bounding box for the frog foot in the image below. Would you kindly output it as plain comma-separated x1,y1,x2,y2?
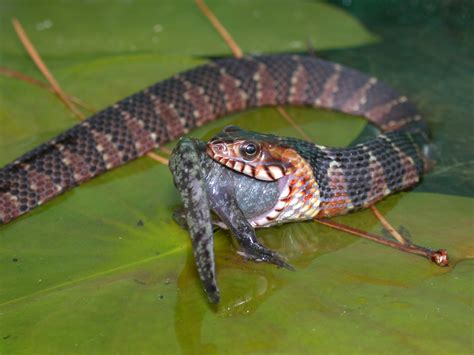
237,245,295,271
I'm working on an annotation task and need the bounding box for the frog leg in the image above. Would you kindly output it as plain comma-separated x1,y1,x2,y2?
206,175,294,271
173,207,225,232
169,138,220,304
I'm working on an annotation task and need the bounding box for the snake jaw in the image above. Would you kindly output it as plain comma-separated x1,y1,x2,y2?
207,133,295,182
207,142,288,181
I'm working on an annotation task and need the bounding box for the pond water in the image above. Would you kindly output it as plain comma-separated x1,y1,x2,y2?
326,0,474,197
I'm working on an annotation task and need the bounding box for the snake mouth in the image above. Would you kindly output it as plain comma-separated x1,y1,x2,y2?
206,140,229,159
206,127,292,181
207,141,286,182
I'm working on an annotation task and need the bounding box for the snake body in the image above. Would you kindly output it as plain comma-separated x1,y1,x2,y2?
0,54,430,224
208,123,429,227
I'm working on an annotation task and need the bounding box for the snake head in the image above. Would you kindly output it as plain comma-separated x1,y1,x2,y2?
207,126,300,181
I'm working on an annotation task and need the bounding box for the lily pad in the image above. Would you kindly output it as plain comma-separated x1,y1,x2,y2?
0,0,473,353
0,0,377,58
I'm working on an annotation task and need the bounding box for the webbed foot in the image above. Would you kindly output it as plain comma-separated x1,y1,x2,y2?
238,243,295,271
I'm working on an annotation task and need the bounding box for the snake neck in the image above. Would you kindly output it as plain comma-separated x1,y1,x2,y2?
249,148,321,227
277,131,426,218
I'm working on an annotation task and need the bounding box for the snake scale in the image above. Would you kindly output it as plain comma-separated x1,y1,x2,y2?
0,54,431,225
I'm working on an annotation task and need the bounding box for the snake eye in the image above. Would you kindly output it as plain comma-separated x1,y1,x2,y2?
240,141,260,160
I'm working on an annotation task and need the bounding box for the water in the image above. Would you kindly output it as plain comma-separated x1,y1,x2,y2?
327,0,474,197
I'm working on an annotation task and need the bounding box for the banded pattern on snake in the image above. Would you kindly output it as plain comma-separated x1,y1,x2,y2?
0,54,431,224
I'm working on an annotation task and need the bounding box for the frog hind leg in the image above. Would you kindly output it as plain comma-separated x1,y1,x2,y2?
207,177,294,271
169,138,220,303
173,207,225,233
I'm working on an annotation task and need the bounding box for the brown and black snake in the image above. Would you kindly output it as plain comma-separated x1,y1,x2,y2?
0,54,432,224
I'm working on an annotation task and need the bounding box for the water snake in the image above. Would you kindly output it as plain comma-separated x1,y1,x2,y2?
0,54,431,227
0,55,431,224
1,54,440,302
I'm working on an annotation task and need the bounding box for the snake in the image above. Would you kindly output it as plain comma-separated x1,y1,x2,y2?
0,54,431,226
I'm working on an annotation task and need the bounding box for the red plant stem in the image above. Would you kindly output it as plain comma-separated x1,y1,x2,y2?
314,218,448,266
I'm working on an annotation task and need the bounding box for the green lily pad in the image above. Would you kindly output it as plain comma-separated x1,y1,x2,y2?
1,180,472,353
0,0,377,58
1,0,473,353
1,66,473,351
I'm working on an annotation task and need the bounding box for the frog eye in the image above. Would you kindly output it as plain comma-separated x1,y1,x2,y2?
239,141,260,160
